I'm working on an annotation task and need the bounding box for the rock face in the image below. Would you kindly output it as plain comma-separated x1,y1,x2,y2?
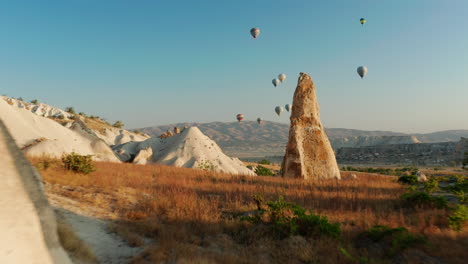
0,120,72,263
281,73,341,180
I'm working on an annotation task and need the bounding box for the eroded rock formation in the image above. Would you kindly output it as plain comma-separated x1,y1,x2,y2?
281,73,341,180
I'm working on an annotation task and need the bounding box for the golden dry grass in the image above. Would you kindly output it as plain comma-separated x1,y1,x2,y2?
33,159,468,264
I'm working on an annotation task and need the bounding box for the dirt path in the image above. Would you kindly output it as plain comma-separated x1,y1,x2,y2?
58,208,141,264
48,193,143,264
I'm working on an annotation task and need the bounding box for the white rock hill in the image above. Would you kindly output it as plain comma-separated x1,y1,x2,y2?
0,98,120,162
113,127,255,175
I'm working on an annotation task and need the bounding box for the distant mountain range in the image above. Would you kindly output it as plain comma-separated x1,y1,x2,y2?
138,121,468,157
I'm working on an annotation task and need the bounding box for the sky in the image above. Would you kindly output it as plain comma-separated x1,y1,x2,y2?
0,0,467,133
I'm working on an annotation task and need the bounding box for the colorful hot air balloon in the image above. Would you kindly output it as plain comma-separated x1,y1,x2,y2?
236,114,244,123
250,28,260,39
278,73,286,83
272,78,280,87
285,104,291,112
360,18,366,26
357,66,368,79
275,106,283,116
257,117,263,125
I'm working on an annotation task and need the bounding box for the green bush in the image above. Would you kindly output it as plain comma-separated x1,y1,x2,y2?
62,152,95,174
258,159,271,165
398,175,418,185
423,177,439,193
243,196,341,239
255,165,275,176
112,120,124,128
30,99,38,104
361,225,426,256
448,204,468,231
401,191,447,209
65,106,76,114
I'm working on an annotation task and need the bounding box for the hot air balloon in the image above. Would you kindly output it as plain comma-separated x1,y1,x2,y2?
257,117,263,125
278,73,286,83
236,114,244,123
285,104,291,112
360,18,366,26
357,66,368,79
275,106,283,116
250,28,260,39
272,78,280,87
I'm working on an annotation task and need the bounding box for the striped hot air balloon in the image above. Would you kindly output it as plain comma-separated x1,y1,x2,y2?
236,114,244,123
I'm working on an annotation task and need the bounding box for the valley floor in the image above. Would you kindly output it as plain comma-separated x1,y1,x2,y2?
33,159,468,264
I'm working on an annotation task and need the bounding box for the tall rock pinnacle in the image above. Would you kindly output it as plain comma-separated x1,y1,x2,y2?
281,73,341,180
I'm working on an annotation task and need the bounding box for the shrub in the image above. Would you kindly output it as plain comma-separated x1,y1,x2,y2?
62,152,95,174
17,97,24,101
242,196,341,239
196,160,217,171
65,107,76,114
361,225,426,256
112,121,124,128
133,129,141,134
401,191,447,209
423,177,439,193
30,99,38,104
258,159,271,165
448,205,468,231
398,175,418,185
255,165,275,176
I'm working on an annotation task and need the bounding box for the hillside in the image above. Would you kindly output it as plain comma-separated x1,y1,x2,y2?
139,121,468,157
113,127,254,175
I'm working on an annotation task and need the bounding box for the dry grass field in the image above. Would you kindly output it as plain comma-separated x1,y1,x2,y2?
32,158,468,264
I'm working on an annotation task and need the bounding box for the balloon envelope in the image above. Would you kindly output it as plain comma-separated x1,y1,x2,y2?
360,18,366,25
275,106,283,116
236,114,244,122
285,104,291,112
278,73,286,83
250,28,260,39
272,78,280,87
357,66,368,78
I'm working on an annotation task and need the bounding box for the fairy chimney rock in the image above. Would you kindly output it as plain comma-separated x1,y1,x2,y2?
281,73,341,180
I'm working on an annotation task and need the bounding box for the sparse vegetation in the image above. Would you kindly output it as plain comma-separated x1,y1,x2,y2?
243,196,341,239
448,205,468,231
398,174,418,185
258,159,271,165
196,159,217,171
112,120,124,128
62,152,95,174
400,191,447,209
30,99,38,104
254,165,275,176
29,160,467,264
65,106,76,114
360,225,426,256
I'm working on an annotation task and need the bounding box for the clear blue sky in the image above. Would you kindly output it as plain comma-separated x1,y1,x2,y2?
1,0,467,133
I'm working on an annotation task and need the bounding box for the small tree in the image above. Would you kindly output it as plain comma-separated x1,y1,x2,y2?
113,121,124,128
65,106,76,114
30,99,38,104
18,97,24,101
